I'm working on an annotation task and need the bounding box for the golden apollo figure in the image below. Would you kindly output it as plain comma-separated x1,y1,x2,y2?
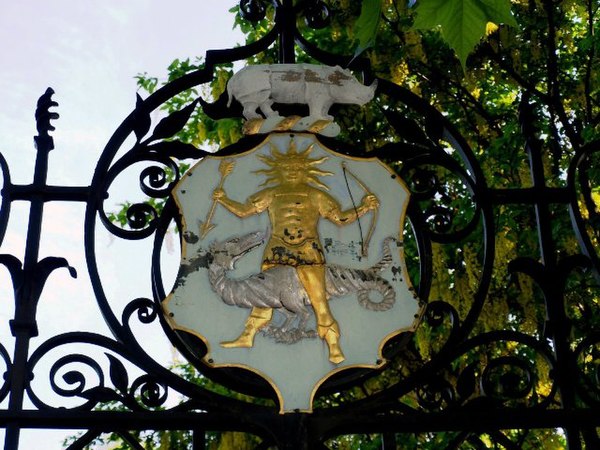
212,141,379,364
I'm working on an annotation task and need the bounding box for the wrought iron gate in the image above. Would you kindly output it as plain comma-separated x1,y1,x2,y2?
0,0,599,448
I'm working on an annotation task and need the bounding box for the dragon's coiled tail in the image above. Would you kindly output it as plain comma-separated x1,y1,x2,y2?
356,281,395,311
325,237,397,311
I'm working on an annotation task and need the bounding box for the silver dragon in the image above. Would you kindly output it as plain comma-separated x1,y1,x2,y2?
178,231,398,343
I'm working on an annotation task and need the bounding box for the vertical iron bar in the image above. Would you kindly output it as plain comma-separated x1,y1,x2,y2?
382,432,396,449
4,96,55,450
192,429,206,450
524,115,580,449
278,413,309,450
277,0,296,63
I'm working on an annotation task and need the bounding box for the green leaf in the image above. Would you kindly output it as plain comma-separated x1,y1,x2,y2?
413,0,518,69
354,0,383,57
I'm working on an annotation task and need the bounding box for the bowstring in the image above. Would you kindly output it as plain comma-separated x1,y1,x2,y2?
342,165,365,256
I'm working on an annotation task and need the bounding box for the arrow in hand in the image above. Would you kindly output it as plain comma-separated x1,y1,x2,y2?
200,159,235,239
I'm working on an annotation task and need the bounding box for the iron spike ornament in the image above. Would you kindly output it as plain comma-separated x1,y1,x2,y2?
163,64,422,412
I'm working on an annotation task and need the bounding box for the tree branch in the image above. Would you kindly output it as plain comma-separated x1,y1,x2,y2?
481,42,550,104
584,0,596,123
380,12,504,138
543,0,582,149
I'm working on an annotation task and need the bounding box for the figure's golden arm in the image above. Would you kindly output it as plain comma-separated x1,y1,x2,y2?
322,193,379,225
213,189,258,218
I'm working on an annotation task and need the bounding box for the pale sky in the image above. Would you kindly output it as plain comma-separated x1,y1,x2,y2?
0,2,242,448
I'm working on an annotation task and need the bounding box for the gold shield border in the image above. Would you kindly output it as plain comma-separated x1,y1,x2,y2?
162,132,425,413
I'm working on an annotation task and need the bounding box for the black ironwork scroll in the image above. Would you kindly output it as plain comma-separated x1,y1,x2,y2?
0,0,599,448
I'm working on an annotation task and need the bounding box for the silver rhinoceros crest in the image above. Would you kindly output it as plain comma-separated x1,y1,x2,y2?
227,64,377,136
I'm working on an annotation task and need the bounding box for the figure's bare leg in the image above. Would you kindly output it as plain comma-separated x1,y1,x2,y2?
297,265,345,364
221,306,273,348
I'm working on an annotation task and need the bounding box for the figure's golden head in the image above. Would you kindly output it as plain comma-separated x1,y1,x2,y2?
255,140,333,189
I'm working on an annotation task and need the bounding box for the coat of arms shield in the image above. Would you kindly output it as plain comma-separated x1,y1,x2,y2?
163,133,423,412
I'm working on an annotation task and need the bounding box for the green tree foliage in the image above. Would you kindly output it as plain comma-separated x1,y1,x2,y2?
96,0,600,447
355,0,518,68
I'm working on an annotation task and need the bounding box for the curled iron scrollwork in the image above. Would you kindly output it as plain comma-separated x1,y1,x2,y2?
239,0,268,22
416,377,455,412
92,92,215,241
48,353,105,410
0,152,11,247
239,0,330,29
27,333,171,412
130,374,169,409
124,203,158,231
414,332,556,412
139,165,172,198
0,343,12,404
96,151,186,239
122,297,159,327
365,84,489,247
302,0,330,29
418,300,461,354
568,140,600,277
408,167,438,198
480,356,535,401
400,155,481,242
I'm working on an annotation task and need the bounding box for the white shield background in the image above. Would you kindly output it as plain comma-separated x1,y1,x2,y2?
163,133,422,412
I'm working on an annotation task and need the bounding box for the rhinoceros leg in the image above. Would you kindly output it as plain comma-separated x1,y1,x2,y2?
259,99,280,118
309,97,334,121
241,101,261,120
